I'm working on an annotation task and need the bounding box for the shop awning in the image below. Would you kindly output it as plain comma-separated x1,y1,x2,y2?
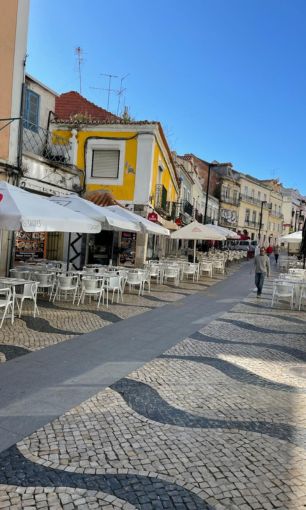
49,194,140,232
0,182,101,233
107,205,170,236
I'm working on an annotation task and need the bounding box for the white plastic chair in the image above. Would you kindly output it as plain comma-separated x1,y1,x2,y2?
15,282,39,318
78,277,105,308
0,288,13,328
53,275,79,303
149,265,160,284
213,260,225,275
126,272,143,295
298,284,306,310
182,263,198,282
200,262,213,278
36,273,56,300
163,267,180,286
271,282,294,309
104,275,123,306
139,270,151,294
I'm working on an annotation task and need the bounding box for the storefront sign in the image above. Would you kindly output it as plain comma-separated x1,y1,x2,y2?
148,212,158,223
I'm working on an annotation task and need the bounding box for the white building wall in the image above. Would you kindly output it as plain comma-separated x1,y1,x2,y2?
133,133,155,204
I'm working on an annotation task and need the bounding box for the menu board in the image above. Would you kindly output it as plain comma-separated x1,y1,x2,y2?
15,231,46,260
119,232,136,266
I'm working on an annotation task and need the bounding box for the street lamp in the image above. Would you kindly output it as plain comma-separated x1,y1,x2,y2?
258,200,267,242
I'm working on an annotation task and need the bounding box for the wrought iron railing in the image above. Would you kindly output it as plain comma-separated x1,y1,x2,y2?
220,193,240,206
240,194,270,208
155,184,168,212
244,219,261,228
166,201,179,220
269,210,283,219
23,122,71,165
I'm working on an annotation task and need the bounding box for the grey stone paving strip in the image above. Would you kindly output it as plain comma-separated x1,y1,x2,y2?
189,331,306,361
111,378,306,449
0,262,251,452
159,354,306,393
218,317,306,335
0,345,31,361
0,445,212,510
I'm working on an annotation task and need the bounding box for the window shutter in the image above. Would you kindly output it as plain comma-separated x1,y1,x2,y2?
23,89,40,131
28,92,39,126
92,150,120,178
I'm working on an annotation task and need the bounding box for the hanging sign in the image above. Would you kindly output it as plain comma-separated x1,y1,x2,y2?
148,212,158,223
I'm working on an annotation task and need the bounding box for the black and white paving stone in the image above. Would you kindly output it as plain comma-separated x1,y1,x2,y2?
0,265,306,509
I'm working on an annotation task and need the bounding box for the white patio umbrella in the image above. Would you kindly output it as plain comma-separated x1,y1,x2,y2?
171,221,226,262
49,194,140,232
107,205,170,236
206,224,240,240
280,231,302,244
0,182,101,233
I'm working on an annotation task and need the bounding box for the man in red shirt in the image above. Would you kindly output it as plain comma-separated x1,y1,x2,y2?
266,244,273,257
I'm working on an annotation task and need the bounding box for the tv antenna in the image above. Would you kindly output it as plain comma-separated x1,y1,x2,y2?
116,74,129,115
100,73,118,110
75,46,84,94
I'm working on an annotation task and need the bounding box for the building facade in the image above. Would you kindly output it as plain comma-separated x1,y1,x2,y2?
53,91,179,265
0,0,29,274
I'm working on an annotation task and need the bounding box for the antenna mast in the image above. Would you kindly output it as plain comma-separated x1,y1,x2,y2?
100,73,118,110
75,46,83,94
117,74,129,115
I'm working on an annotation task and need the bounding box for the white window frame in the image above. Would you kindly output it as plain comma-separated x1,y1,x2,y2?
85,139,126,185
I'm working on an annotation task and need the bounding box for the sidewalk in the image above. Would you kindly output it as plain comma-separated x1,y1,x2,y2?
0,265,306,509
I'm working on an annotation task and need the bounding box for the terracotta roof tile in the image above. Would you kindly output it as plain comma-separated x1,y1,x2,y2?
54,91,120,122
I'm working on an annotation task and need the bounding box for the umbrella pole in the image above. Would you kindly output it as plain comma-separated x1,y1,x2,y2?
193,239,196,263
66,233,71,271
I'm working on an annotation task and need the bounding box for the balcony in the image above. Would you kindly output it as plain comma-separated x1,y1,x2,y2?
166,201,179,220
240,194,270,208
155,184,168,213
244,219,261,229
270,210,284,219
23,122,71,165
220,193,240,206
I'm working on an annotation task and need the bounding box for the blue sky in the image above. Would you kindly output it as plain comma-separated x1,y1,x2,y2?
27,0,306,194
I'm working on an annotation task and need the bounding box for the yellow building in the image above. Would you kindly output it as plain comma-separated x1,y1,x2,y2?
53,92,179,264
238,175,270,242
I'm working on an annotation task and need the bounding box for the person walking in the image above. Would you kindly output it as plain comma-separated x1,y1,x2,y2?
274,244,280,264
266,244,273,258
254,246,270,297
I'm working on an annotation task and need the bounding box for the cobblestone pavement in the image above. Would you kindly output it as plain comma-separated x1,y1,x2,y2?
0,269,230,362
1,267,306,509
